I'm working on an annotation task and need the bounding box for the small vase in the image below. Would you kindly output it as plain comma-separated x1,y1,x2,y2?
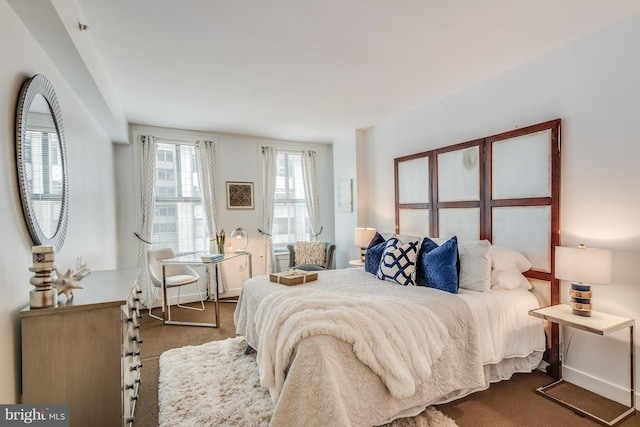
217,243,225,255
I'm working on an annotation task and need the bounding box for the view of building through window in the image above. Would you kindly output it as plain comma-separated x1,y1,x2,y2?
151,142,208,255
25,128,63,237
272,151,310,252
151,144,310,255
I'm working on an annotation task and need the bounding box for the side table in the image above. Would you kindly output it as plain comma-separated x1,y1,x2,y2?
529,304,635,426
348,259,365,268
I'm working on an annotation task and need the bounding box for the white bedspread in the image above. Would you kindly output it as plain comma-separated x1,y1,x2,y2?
255,288,449,401
234,268,544,426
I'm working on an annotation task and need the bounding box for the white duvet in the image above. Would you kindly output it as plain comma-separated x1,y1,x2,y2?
234,268,545,426
255,288,449,401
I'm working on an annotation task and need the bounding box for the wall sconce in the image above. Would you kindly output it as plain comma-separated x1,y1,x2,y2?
230,227,249,252
555,244,612,317
354,227,376,262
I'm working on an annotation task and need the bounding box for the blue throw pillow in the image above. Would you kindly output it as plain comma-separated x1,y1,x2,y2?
364,234,387,274
368,232,385,248
377,238,419,286
416,236,459,293
415,238,439,286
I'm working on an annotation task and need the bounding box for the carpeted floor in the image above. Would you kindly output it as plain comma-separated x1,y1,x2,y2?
136,301,639,427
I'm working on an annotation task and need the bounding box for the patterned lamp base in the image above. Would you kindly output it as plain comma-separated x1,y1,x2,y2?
570,283,593,317
29,245,58,309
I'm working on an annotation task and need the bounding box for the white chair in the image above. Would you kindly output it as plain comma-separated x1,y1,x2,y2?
147,248,204,321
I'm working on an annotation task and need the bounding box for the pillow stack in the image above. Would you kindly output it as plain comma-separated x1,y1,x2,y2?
489,246,533,290
363,232,533,293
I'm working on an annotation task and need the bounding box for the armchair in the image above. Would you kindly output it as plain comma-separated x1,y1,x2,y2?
287,241,336,271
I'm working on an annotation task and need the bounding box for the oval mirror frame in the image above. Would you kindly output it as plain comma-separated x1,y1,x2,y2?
16,74,69,252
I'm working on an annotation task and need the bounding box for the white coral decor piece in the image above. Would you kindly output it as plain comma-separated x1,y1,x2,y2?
54,268,84,299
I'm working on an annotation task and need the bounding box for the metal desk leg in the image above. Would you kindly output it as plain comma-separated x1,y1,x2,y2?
214,264,220,327
161,264,168,324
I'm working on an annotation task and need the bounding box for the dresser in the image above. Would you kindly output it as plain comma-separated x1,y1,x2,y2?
21,268,142,427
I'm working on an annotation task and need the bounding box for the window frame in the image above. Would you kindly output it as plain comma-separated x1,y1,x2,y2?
151,140,207,255
271,150,310,253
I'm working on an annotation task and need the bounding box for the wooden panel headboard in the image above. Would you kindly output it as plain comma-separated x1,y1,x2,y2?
394,119,561,378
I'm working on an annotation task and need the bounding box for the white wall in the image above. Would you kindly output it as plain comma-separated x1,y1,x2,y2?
0,0,118,402
332,131,358,268
363,13,640,405
333,129,373,268
116,125,335,297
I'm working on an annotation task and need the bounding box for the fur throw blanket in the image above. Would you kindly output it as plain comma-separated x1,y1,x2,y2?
255,288,450,401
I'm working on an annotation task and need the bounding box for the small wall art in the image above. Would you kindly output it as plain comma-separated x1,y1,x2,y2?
226,181,254,209
337,178,352,213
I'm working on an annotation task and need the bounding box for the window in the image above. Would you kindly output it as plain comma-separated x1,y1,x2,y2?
24,120,63,237
271,152,310,252
151,142,207,255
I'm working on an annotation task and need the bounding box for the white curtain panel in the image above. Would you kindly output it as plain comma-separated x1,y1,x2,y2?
261,146,278,274
301,150,321,239
195,140,227,294
136,135,157,307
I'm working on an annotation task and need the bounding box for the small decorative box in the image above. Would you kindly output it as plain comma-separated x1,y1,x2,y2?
269,270,318,286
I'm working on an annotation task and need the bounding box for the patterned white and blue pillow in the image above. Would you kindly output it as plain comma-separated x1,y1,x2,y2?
376,238,420,286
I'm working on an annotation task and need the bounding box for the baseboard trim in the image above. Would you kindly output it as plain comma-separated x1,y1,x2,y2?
562,365,638,409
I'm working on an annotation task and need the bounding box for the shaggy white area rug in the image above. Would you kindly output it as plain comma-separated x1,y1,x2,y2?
158,336,458,427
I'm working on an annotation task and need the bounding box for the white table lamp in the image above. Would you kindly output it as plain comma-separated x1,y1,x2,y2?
230,227,249,251
555,244,611,317
354,227,376,262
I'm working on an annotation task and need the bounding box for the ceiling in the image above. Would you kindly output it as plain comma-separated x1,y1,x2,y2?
14,1,640,143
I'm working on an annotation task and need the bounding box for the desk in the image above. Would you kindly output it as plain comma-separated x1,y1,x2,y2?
529,304,635,426
161,251,252,327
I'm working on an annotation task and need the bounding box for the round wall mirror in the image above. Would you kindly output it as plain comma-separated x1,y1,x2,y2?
16,74,69,252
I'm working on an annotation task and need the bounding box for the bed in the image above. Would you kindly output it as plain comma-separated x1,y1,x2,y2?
234,119,561,426
235,264,545,426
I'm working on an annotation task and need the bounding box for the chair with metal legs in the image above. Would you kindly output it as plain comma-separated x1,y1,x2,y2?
147,248,204,321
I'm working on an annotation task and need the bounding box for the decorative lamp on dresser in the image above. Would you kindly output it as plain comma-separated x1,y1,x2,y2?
21,269,142,427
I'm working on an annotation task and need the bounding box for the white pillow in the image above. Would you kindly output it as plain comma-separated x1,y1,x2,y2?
457,240,491,292
490,270,532,290
490,245,532,273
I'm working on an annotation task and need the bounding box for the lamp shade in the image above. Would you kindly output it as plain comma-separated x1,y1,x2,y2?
354,227,376,247
230,227,249,250
555,245,611,285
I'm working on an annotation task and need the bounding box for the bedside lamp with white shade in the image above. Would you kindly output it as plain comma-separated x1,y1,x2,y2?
354,227,377,262
555,244,612,317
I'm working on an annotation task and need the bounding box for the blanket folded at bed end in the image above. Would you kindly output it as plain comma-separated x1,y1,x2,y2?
254,288,450,401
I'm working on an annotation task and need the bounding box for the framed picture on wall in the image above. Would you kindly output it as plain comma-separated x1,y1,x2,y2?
226,181,254,209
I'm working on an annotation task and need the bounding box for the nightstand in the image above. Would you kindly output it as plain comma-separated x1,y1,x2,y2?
529,304,635,426
348,259,365,268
